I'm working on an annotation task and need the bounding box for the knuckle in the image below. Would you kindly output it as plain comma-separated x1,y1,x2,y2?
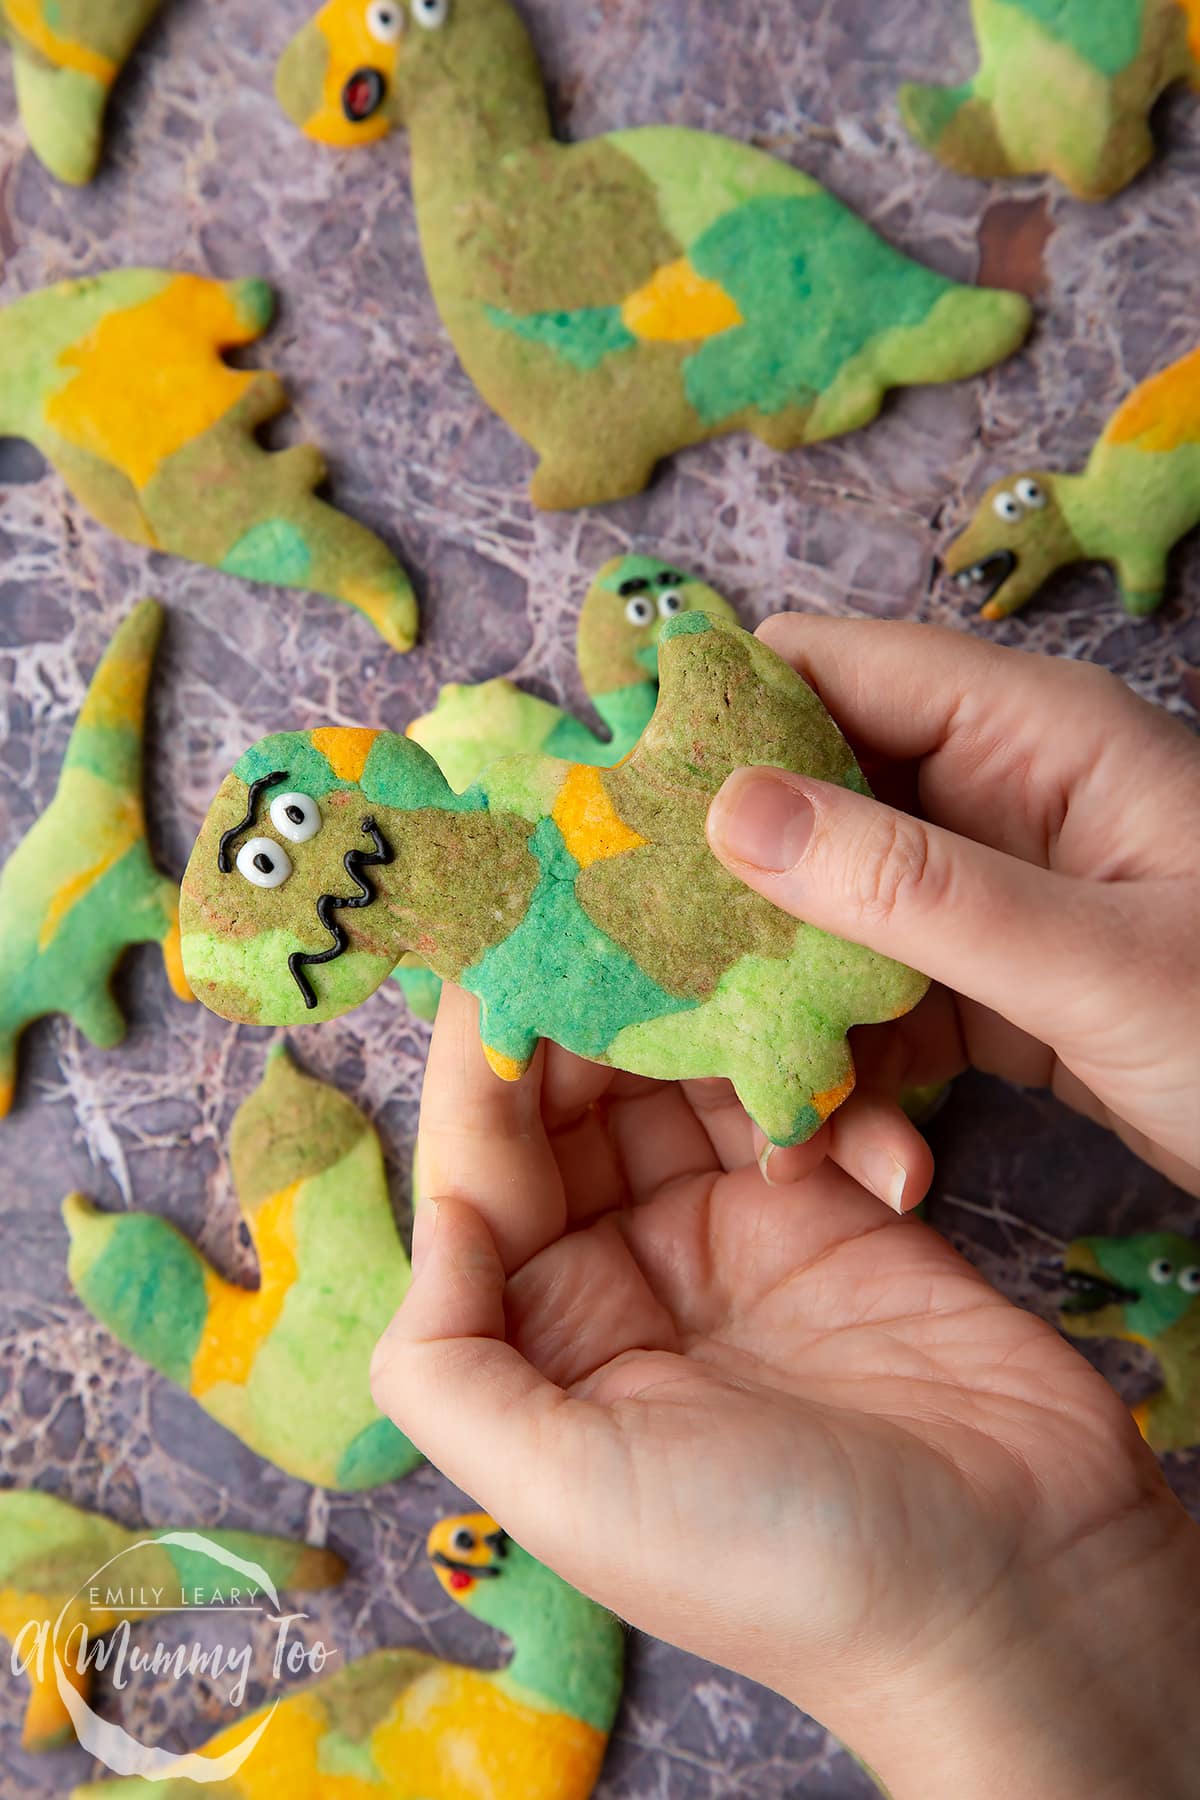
847,811,943,927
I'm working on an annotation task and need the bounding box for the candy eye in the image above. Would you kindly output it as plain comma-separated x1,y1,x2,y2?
1178,1266,1200,1294
992,491,1021,524
269,792,321,844
1150,1257,1175,1285
452,1528,475,1553
1015,478,1045,509
366,0,404,40
624,595,654,626
657,589,683,618
235,837,292,889
411,0,449,27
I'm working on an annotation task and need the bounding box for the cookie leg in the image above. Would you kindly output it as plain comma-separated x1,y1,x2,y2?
530,446,656,511
1115,552,1167,619
897,79,978,156
22,1659,88,1752
0,1029,16,1118
10,48,108,187
70,986,127,1050
732,1042,856,1148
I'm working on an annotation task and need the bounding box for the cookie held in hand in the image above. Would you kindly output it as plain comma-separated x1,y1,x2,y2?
1,0,162,184
181,612,929,1147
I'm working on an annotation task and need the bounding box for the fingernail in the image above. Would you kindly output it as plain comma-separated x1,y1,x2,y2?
410,1197,440,1275
861,1151,907,1213
758,1139,782,1186
711,773,814,872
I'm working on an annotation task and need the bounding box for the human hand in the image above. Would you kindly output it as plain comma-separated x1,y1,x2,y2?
371,985,1200,1799
707,617,1200,1194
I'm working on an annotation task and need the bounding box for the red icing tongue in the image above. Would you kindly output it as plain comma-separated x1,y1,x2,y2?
449,1570,473,1591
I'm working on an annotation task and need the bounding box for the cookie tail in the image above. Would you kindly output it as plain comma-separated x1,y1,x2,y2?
897,78,976,154
10,48,109,186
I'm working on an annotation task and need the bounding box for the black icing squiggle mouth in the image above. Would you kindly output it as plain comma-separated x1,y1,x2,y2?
1060,1268,1141,1315
288,816,395,1010
342,67,386,123
953,549,1017,606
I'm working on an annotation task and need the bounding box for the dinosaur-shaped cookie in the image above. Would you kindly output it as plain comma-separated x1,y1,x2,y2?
0,1488,343,1752
64,1042,421,1490
1061,1231,1200,1453
276,0,1031,511
946,343,1200,620
0,269,417,649
180,612,929,1147
396,552,735,1018
72,1511,623,1800
0,598,192,1118
0,0,162,184
900,0,1199,200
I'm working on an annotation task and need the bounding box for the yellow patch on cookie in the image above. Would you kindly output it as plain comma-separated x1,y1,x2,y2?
190,1182,300,1397
46,275,256,492
621,258,742,343
1181,0,1200,61
552,764,646,869
483,1045,526,1082
3,0,117,85
36,795,141,951
159,915,195,1002
1103,346,1200,453
311,727,380,782
811,1067,856,1122
1131,1398,1151,1440
201,1697,331,1799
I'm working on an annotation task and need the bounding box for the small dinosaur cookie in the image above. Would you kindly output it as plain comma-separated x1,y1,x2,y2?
1,0,162,184
900,0,1199,200
946,342,1200,620
180,612,929,1147
70,1512,623,1800
0,598,192,1118
0,1488,342,1752
276,0,1030,510
64,1041,421,1489
1061,1232,1200,1454
0,269,417,649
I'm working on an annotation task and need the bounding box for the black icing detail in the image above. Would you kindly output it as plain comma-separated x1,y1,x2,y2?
955,549,1017,607
656,569,685,585
342,66,386,124
1060,1268,1141,1315
284,803,307,826
217,770,289,873
617,577,649,596
431,1549,504,1580
237,1221,253,1250
288,816,395,1010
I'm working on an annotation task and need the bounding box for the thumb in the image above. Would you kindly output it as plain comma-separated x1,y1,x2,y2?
706,767,1121,1048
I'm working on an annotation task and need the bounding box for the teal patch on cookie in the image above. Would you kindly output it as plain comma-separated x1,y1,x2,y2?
221,519,314,586
484,302,637,371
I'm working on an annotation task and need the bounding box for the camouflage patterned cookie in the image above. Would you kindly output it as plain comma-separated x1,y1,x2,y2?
275,0,1031,510
71,1512,623,1800
1,0,161,184
64,1042,421,1490
946,342,1200,620
0,599,192,1119
901,0,1198,201
180,612,929,1148
0,1489,342,1752
0,269,417,649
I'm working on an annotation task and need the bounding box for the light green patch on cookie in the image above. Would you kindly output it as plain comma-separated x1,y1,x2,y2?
181,927,394,1027
607,125,822,248
1009,0,1143,77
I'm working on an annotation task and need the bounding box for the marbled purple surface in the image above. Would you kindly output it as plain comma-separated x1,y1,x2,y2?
0,1,1196,1795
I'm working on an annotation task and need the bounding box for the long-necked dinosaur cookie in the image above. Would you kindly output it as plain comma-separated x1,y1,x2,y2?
946,342,1200,620
1061,1232,1200,1453
0,1488,343,1752
275,0,1031,510
180,612,929,1147
0,599,192,1118
64,1042,421,1489
900,0,1198,201
0,270,417,649
71,1512,623,1800
1,1,162,185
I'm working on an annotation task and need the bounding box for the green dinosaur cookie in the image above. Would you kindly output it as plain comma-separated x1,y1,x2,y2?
1061,1232,1200,1454
70,1511,623,1800
0,269,417,649
900,0,1198,201
0,1488,342,1752
179,612,929,1147
396,552,735,1018
946,342,1200,620
0,0,162,184
0,598,192,1118
275,0,1031,511
64,1042,421,1489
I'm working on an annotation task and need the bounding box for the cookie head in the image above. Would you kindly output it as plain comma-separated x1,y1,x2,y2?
180,732,399,1026
1061,1233,1200,1342
276,0,464,143
578,556,737,696
944,473,1080,620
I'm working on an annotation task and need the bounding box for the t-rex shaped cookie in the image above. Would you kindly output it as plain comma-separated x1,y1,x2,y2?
0,0,162,185
900,0,1199,200
0,269,417,649
64,1041,421,1489
1061,1231,1200,1454
180,612,929,1147
71,1512,623,1800
0,1488,342,1752
0,598,192,1118
275,0,1031,511
945,342,1200,620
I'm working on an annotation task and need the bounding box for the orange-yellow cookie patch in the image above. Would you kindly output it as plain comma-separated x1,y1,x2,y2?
811,1067,856,1123
552,765,646,869
1103,345,1200,454
483,1045,527,1082
311,727,380,782
621,258,743,343
191,1182,300,1397
4,0,117,85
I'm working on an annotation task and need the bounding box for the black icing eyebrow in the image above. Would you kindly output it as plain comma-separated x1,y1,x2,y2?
217,770,290,873
617,577,650,596
656,569,685,585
